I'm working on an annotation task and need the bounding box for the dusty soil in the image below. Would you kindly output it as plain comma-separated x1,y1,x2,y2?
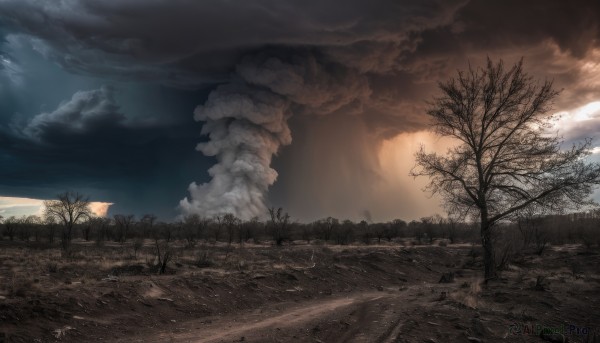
0,241,599,342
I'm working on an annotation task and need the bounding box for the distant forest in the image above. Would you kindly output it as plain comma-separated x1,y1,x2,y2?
2,209,598,250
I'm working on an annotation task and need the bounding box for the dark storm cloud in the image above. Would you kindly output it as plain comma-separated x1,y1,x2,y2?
0,0,465,86
0,85,213,218
1,1,597,116
0,0,472,219
455,0,600,58
3,86,161,176
0,0,599,220
20,86,124,141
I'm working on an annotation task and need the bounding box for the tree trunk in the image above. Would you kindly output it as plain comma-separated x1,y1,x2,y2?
480,217,496,281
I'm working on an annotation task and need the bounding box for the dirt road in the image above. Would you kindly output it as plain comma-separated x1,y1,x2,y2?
138,291,402,342
131,283,454,343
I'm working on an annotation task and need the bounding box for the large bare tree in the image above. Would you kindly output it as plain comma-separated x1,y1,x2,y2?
411,58,600,280
44,191,92,250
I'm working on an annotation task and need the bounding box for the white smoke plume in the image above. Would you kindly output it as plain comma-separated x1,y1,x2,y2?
180,53,370,219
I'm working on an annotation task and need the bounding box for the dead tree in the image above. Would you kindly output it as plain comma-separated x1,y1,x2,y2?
268,207,290,246
113,214,135,243
411,58,600,281
222,213,239,246
153,239,172,275
44,192,92,251
3,216,17,241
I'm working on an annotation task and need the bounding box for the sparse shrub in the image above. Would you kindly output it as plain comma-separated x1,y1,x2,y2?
372,223,386,244
196,250,214,268
81,222,92,241
113,214,135,243
571,261,583,278
132,238,144,259
534,275,548,291
47,262,58,273
301,224,313,244
361,230,372,245
495,243,513,271
534,228,548,256
467,244,481,265
9,278,33,297
149,239,172,274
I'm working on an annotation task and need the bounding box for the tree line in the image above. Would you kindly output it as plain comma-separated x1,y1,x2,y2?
1,192,598,252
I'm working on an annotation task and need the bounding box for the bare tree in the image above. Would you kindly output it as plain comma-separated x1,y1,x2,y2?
515,205,541,248
239,216,260,245
222,213,239,246
44,216,58,243
444,215,460,244
212,215,223,243
113,214,135,243
268,207,290,246
387,219,406,242
23,215,41,242
182,214,202,248
44,192,92,250
314,217,338,243
139,214,157,238
88,217,110,246
3,216,17,241
411,59,600,280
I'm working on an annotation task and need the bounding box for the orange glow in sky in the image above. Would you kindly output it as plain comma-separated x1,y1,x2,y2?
0,196,113,218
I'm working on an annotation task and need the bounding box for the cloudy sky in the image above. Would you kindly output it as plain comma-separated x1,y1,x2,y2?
0,0,599,222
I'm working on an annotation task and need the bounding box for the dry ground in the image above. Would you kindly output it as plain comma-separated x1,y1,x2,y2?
0,240,599,342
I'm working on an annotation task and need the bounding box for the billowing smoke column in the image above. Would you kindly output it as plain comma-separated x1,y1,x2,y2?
179,83,292,219
180,53,370,219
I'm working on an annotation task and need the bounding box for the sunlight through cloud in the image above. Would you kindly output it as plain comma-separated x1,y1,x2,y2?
0,196,113,218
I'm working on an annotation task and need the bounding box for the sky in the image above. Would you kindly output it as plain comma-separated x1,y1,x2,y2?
0,0,599,222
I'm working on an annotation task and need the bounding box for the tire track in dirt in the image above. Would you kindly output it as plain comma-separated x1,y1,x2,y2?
145,292,398,343
142,283,452,343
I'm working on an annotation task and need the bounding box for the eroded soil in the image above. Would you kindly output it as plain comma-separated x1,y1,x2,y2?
1,242,599,342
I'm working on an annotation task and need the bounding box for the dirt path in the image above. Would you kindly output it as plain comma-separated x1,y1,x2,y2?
132,291,413,343
131,284,446,343
196,294,376,343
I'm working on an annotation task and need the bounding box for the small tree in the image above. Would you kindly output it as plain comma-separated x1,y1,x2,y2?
268,207,290,246
239,216,260,244
212,215,223,243
44,192,92,251
515,206,541,248
314,217,338,243
3,216,17,241
222,213,239,246
411,58,600,280
140,214,157,238
113,214,135,243
301,223,314,244
182,214,201,248
89,217,110,246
